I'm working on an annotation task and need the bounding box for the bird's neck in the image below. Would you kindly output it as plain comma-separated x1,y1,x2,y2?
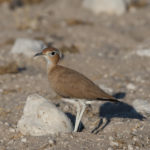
45,57,56,73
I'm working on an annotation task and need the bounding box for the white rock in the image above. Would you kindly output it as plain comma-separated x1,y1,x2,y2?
136,49,150,57
108,147,113,150
0,139,4,143
9,128,16,133
11,38,46,57
99,85,113,94
17,94,73,136
110,141,119,147
21,138,27,143
126,83,136,90
133,99,150,114
82,0,130,15
109,136,114,141
4,122,9,126
128,144,134,150
48,139,56,146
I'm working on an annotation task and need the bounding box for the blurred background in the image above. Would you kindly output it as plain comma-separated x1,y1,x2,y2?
0,0,150,149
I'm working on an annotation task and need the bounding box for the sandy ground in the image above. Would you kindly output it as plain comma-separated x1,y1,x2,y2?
0,0,150,149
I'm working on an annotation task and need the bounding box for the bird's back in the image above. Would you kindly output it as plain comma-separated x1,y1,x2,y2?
48,65,118,102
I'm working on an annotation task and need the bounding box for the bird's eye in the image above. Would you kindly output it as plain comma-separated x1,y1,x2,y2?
51,51,56,55
49,51,56,56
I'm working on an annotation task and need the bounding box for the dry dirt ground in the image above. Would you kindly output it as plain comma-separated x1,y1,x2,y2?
0,0,150,149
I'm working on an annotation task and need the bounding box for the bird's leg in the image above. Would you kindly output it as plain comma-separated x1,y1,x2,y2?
74,101,81,132
74,101,86,132
62,98,86,132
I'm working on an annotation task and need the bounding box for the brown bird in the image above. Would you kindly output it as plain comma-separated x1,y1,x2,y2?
34,47,119,132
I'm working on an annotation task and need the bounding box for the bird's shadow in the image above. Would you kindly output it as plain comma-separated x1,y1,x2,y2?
18,67,26,73
65,112,84,132
92,101,145,134
113,92,126,99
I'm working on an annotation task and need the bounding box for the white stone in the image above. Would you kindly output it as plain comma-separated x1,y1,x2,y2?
21,138,27,143
128,144,134,150
9,128,16,133
4,122,9,126
126,83,136,90
17,94,73,136
133,99,150,114
48,139,56,146
108,147,113,150
136,49,150,57
99,85,113,94
0,140,4,143
110,141,119,147
11,38,46,57
82,0,130,15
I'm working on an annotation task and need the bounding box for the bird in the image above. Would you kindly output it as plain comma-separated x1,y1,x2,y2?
34,47,119,132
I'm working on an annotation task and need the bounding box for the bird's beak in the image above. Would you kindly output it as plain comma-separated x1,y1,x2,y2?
34,52,43,57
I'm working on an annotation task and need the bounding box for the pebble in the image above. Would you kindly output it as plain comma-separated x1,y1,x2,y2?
133,99,150,114
21,138,27,143
4,122,9,126
99,85,113,94
136,49,150,57
82,0,129,15
133,136,138,142
109,136,114,141
0,140,4,143
9,128,15,133
126,83,136,90
110,141,119,147
108,147,114,150
8,140,14,145
0,89,3,93
48,139,56,146
63,105,70,111
128,144,134,150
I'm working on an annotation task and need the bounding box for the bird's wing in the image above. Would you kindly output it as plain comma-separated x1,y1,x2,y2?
49,65,118,102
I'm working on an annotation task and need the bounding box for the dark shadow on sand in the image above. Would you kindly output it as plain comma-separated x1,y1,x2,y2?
92,101,145,134
65,112,84,132
113,92,126,99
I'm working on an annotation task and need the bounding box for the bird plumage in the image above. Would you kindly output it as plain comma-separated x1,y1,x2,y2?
48,65,118,103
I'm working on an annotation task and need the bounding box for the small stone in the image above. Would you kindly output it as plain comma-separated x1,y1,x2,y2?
108,147,113,150
11,38,46,57
63,105,69,111
98,52,103,57
126,83,136,90
133,137,138,142
8,140,14,145
9,128,15,133
82,0,130,15
0,140,4,143
110,141,119,147
128,144,134,150
17,94,73,136
21,138,27,143
109,136,114,141
4,122,9,126
48,139,56,146
99,85,113,94
133,99,150,114
136,49,150,57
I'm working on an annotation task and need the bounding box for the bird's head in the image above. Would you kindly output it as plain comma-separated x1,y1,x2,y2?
34,47,62,66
